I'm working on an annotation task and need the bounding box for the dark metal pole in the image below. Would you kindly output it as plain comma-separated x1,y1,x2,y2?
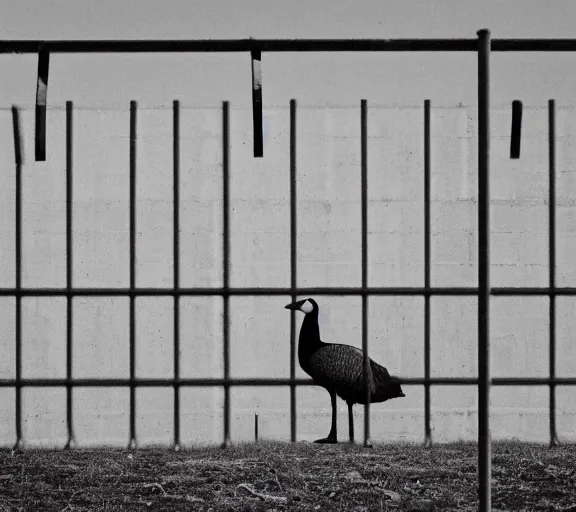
65,101,75,449
477,28,491,512
222,101,231,448
548,99,559,447
251,50,263,157
289,99,298,443
510,100,522,159
0,38,480,54
173,100,181,451
11,106,23,450
423,99,432,447
360,99,370,447
129,100,137,449
35,47,49,161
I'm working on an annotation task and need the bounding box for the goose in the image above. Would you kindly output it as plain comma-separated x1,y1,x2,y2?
285,298,405,443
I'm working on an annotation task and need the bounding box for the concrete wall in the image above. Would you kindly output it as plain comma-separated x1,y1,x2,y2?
0,103,575,447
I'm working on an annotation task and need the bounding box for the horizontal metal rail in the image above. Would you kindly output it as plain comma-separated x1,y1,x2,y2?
2,287,576,296
4,39,576,53
1,377,576,387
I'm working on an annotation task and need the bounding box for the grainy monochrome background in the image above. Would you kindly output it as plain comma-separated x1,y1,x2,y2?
1,0,576,449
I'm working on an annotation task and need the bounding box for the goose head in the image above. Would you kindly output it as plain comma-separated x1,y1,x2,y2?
284,298,318,314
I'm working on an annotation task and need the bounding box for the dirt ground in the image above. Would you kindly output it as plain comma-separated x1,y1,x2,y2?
1,441,575,511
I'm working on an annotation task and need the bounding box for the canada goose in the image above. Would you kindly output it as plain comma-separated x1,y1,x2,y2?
285,298,405,444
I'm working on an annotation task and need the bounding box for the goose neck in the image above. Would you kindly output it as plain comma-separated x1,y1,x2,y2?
300,311,320,343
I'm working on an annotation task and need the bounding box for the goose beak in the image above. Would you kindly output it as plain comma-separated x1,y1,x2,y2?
284,302,299,310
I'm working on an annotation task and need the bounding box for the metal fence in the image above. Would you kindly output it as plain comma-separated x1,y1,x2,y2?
2,29,576,511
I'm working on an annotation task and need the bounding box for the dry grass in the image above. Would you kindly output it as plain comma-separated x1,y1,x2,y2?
0,441,575,511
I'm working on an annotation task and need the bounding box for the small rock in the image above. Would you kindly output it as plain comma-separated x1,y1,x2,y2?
383,490,401,501
345,470,366,483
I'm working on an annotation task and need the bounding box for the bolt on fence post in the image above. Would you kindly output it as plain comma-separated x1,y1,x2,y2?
477,28,492,512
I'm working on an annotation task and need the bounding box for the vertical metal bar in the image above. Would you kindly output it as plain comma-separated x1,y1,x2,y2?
251,50,263,158
11,106,23,450
173,100,181,451
360,99,370,447
255,413,259,442
548,99,558,447
65,101,75,449
222,101,231,447
477,28,492,512
423,99,432,447
289,99,297,443
35,47,49,162
510,100,523,159
128,100,137,449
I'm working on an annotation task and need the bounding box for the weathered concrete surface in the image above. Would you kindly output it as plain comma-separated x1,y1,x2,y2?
0,104,575,446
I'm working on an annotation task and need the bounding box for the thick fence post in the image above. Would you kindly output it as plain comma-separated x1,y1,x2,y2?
477,28,491,512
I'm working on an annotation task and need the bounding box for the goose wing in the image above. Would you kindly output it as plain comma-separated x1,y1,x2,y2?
309,344,397,403
308,344,375,391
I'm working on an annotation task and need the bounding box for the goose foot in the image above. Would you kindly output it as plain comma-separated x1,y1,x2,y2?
314,436,337,444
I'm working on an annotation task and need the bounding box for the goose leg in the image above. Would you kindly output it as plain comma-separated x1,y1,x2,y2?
314,389,337,444
347,401,354,443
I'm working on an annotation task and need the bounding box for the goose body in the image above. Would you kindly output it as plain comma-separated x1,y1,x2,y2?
286,298,405,444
